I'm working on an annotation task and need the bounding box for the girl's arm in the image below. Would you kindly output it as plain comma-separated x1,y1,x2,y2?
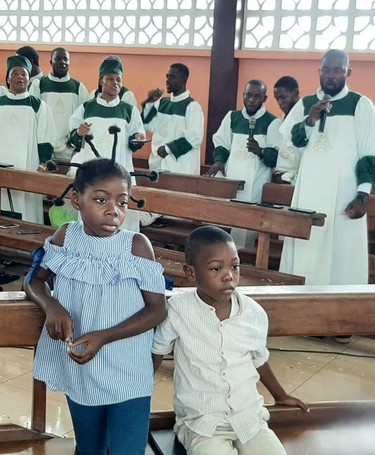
24,224,74,342
257,362,309,412
69,233,167,364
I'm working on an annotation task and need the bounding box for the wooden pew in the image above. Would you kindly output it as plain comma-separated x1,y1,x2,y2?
135,170,245,199
1,285,375,454
155,247,304,286
0,168,325,276
132,157,211,176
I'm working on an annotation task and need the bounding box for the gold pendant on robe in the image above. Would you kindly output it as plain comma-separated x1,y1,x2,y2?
158,124,168,138
313,132,331,153
235,146,250,160
97,132,112,152
53,98,67,115
8,112,20,126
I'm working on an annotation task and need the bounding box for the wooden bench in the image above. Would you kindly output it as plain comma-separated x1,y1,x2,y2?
138,171,244,247
133,157,211,177
1,284,375,454
148,284,375,455
155,247,304,286
0,168,325,283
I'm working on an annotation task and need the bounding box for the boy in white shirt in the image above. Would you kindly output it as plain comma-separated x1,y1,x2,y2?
152,225,308,455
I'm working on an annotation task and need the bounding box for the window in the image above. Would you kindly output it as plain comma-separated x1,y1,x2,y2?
241,0,375,52
0,0,214,48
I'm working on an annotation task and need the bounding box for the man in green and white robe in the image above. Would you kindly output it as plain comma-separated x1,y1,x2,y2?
69,58,145,232
207,80,282,247
279,50,375,286
0,56,55,223
142,63,204,175
30,47,90,160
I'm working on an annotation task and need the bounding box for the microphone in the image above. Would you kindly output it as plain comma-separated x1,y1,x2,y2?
318,94,331,133
248,117,256,139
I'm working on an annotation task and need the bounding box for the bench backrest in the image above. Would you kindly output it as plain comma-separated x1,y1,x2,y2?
1,285,374,437
134,170,245,199
0,168,326,270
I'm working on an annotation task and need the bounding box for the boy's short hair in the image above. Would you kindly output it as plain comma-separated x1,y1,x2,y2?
274,76,299,92
16,46,40,66
185,225,234,266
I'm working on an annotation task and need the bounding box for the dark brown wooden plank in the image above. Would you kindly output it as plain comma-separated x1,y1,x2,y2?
136,171,245,199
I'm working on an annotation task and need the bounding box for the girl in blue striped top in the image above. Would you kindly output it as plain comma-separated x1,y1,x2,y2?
25,158,167,455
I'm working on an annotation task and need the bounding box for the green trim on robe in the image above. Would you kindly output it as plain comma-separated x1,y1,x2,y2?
38,143,54,163
302,91,361,117
167,137,193,159
142,105,157,124
356,156,375,185
262,147,278,168
291,120,309,148
69,99,135,149
214,146,230,163
0,94,41,113
39,77,81,95
142,96,195,124
230,110,277,135
69,129,83,149
292,91,363,148
82,99,133,122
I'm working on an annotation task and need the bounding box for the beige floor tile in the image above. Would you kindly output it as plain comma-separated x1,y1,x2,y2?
292,353,375,402
8,370,68,404
0,381,73,437
0,347,33,383
152,376,175,411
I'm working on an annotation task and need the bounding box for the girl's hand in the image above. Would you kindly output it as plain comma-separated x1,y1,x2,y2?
68,331,105,365
276,395,310,412
45,303,73,342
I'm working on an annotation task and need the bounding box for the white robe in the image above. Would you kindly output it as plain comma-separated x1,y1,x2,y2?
144,90,204,175
0,91,56,223
279,86,375,285
30,73,90,160
69,95,145,232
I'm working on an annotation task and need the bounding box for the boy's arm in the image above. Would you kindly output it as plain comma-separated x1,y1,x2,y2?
257,362,309,412
152,353,164,372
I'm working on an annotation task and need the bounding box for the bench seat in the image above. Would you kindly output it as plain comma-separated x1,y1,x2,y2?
154,247,305,286
148,401,375,455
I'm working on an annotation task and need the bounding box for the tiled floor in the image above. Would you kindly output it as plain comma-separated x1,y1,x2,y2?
1,263,375,439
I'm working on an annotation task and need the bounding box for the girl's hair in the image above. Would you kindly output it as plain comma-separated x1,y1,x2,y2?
73,158,131,194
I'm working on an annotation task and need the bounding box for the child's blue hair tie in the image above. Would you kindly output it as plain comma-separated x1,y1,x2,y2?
25,247,45,284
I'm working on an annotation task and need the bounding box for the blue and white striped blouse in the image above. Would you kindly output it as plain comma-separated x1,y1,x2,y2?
34,221,165,406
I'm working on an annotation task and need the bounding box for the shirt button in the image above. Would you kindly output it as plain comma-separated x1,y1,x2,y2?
221,372,225,376
221,351,224,355
227,394,231,399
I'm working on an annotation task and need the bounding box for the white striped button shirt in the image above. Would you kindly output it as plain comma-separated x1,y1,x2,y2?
152,289,270,444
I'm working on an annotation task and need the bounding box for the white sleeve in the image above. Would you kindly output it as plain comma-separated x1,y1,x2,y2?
184,101,204,149
78,82,90,105
29,79,41,98
69,104,85,131
122,90,138,108
279,98,306,143
129,105,146,137
36,100,56,146
212,111,233,153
